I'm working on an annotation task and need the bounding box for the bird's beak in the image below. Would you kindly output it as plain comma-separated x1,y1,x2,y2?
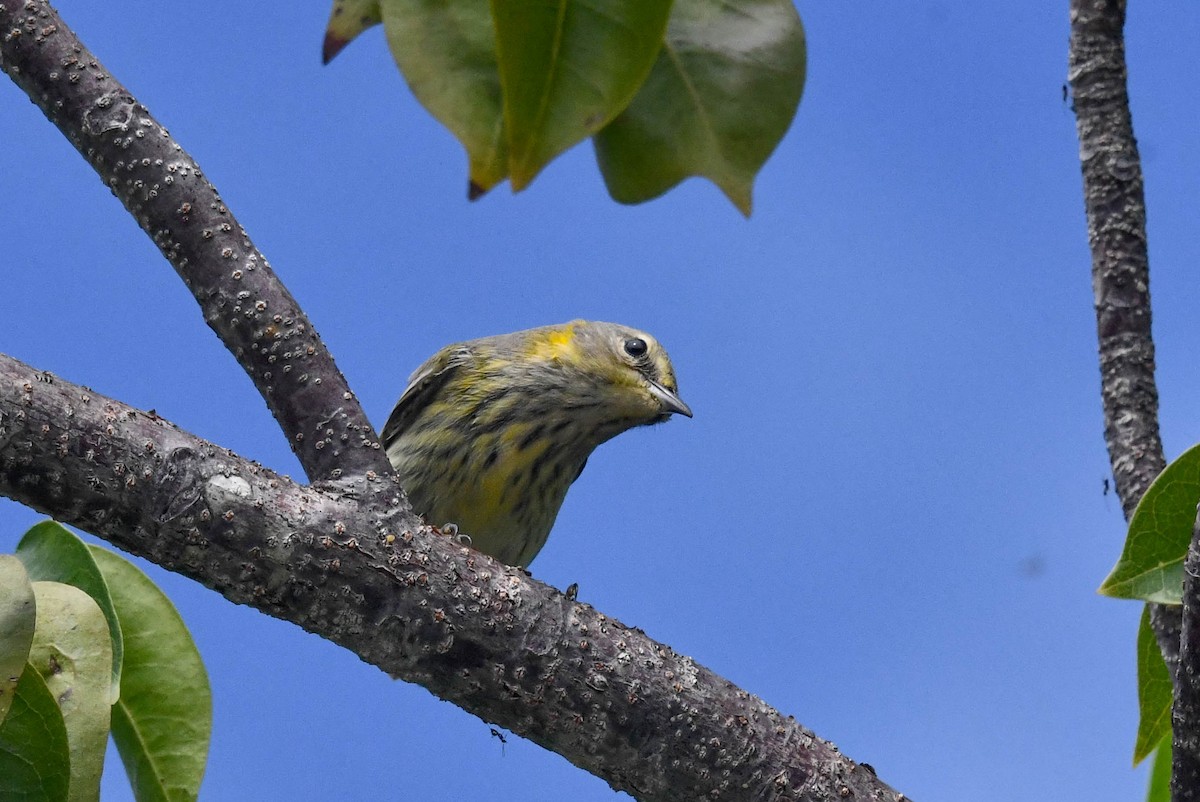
648,380,693,418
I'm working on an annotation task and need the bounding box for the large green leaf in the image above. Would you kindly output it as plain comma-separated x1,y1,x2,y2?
91,548,211,802
17,521,124,702
492,0,672,190
1100,443,1200,603
380,0,508,197
28,582,113,802
0,556,36,727
1134,605,1173,765
594,0,806,215
0,666,71,802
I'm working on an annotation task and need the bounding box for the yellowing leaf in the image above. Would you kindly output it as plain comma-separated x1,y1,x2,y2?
29,581,113,802
0,556,35,727
323,0,383,64
17,521,124,704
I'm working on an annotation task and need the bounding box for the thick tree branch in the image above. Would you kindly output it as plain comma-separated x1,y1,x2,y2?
0,0,388,483
1067,0,1194,792
1,0,911,798
0,5,907,795
0,352,901,802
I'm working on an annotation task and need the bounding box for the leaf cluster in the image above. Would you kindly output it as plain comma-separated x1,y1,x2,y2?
322,0,806,214
1099,445,1200,784
0,522,210,802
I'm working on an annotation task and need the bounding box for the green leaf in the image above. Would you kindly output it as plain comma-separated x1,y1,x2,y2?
1147,735,1172,802
0,666,71,802
91,547,211,802
380,0,509,197
594,0,806,216
1100,443,1200,603
491,0,673,190
1135,605,1173,764
323,0,383,64
0,556,36,727
28,581,114,802
17,521,124,703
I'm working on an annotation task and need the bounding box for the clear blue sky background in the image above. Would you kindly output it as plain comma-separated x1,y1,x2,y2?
3,2,1199,800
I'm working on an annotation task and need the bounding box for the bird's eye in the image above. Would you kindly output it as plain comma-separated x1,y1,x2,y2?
623,338,648,358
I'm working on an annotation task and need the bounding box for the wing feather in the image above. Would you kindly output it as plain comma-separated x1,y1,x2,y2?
380,345,472,447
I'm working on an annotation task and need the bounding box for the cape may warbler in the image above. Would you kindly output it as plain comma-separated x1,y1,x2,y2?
382,320,691,567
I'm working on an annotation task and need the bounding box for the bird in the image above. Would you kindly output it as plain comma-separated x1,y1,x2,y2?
381,320,691,567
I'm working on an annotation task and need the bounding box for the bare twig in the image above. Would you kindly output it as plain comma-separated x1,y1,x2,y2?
0,0,389,483
0,352,901,802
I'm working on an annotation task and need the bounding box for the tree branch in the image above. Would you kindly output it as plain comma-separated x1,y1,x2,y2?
1173,530,1200,794
1067,0,1194,792
0,0,388,483
1,2,908,798
0,352,901,802
1067,0,1174,641
1068,0,1163,514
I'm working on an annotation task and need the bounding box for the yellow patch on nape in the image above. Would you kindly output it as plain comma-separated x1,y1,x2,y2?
526,322,582,362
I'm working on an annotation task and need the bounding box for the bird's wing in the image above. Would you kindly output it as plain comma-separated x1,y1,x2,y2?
380,345,472,447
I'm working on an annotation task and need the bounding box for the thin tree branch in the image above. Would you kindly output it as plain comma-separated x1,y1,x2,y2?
1068,0,1163,513
1067,0,1193,793
1067,0,1175,641
0,0,388,483
0,352,902,802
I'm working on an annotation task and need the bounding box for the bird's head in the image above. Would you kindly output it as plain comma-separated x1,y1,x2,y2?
525,321,692,431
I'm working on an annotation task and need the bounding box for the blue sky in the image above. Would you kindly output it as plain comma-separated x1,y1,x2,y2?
4,2,1200,800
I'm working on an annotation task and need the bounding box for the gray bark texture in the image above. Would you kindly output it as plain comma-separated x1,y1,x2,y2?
0,1,905,800
1067,2,1163,513
0,353,899,802
1177,536,1200,798
1067,0,1199,796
